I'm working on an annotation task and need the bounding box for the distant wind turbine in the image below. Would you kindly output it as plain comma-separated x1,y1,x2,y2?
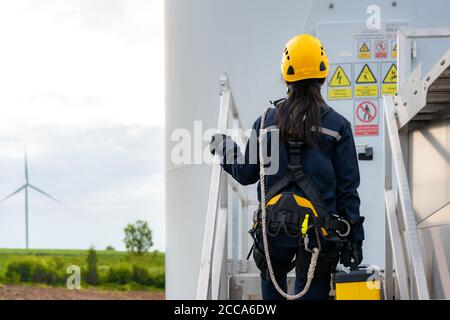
0,148,60,249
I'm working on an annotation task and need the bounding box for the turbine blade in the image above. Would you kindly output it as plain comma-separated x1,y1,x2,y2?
0,185,26,204
24,147,29,184
28,185,61,203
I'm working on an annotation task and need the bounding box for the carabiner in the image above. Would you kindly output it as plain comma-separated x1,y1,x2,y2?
336,218,351,238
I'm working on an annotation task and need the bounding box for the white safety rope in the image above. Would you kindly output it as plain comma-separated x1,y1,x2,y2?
258,109,320,300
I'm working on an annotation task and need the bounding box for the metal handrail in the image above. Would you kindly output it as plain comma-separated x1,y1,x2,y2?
382,27,450,300
397,27,450,87
383,95,430,300
197,74,250,299
396,28,450,128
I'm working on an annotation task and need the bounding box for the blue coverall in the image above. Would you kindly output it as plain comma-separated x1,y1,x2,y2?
219,104,364,300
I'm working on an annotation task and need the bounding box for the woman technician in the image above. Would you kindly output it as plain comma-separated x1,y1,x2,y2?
210,34,364,300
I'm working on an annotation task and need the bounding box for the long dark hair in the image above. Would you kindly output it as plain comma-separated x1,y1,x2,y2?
275,78,325,145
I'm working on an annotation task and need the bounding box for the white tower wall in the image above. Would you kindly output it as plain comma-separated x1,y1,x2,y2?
165,0,450,299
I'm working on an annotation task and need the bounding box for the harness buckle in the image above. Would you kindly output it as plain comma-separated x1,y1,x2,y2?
287,140,303,170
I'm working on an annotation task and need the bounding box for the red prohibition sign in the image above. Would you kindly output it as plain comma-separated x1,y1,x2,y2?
356,101,377,123
376,41,386,52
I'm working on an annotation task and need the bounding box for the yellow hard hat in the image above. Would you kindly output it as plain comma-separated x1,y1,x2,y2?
281,34,329,82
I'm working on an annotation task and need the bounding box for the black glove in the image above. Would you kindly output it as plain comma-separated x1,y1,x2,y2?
340,242,363,268
209,134,227,156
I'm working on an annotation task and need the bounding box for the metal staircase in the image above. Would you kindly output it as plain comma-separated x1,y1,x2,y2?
197,74,259,300
384,28,450,300
197,28,450,300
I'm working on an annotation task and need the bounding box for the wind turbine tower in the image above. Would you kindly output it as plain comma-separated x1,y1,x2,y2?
0,149,60,249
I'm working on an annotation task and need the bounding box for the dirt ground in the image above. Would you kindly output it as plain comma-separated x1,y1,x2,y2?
0,285,165,300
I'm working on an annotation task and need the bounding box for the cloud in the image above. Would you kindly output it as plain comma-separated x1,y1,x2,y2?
0,0,164,127
0,125,165,251
0,1,165,251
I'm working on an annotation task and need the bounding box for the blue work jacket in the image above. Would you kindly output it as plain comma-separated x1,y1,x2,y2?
220,103,364,244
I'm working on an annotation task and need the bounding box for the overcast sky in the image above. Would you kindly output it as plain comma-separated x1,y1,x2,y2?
0,0,165,251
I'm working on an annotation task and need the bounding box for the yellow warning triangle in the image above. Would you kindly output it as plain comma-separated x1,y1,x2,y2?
360,42,370,52
356,64,377,84
329,66,351,87
383,64,397,84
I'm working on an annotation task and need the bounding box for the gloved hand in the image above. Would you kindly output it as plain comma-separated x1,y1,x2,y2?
340,242,363,269
209,133,227,156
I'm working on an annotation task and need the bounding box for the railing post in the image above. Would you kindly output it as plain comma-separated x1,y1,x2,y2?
384,212,394,300
198,74,251,300
240,199,249,273
230,115,241,277
211,77,233,299
385,189,410,299
211,171,228,299
397,29,412,88
197,75,231,299
231,191,239,276
384,111,394,300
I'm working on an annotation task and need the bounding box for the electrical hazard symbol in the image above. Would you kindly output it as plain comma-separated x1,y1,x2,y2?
354,100,379,136
382,63,397,96
375,40,388,59
358,41,371,59
327,64,352,100
329,66,351,87
354,63,379,98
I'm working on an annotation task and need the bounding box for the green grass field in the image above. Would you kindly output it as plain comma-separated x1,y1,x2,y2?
0,248,165,291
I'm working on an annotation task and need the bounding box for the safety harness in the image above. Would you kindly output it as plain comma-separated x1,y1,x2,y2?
248,101,351,299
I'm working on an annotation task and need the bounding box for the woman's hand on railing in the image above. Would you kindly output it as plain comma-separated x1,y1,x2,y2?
209,134,227,156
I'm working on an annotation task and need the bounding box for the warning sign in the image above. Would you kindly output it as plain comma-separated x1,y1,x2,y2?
356,64,377,83
354,63,379,98
375,40,388,59
381,63,397,96
358,41,371,59
329,66,351,86
354,100,379,136
391,40,397,59
327,64,352,100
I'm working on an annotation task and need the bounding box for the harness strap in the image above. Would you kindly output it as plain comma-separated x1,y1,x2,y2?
261,133,348,241
258,107,320,300
263,142,329,221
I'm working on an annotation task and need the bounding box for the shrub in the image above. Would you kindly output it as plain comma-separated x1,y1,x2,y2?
148,269,165,289
4,251,165,290
5,256,65,285
85,247,98,285
107,264,133,285
131,265,164,288
131,265,151,285
106,264,164,289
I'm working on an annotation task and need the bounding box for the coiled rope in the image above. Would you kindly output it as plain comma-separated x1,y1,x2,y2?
258,108,320,300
